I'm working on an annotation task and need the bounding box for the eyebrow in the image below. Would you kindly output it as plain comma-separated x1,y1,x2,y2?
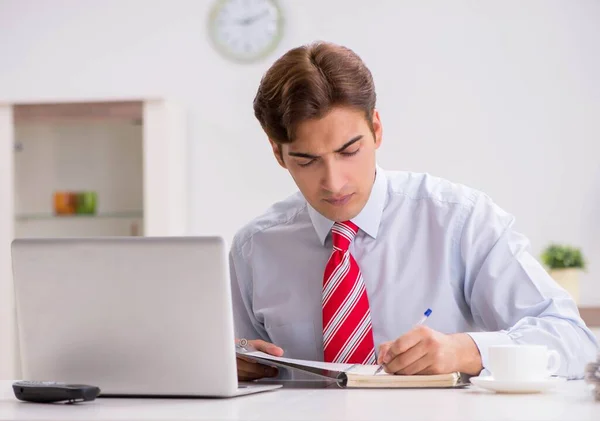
288,135,363,159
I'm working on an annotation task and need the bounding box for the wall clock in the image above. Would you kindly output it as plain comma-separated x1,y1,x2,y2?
208,0,284,63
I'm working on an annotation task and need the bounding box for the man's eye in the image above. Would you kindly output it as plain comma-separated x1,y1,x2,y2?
341,149,360,157
298,160,315,167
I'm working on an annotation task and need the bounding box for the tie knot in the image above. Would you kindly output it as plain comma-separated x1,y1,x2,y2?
331,221,359,251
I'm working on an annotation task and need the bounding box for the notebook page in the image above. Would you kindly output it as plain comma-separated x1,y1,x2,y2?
240,351,353,372
344,365,391,376
344,365,460,381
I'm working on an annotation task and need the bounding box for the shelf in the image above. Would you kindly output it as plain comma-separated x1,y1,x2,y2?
579,307,600,327
13,101,143,123
15,211,143,222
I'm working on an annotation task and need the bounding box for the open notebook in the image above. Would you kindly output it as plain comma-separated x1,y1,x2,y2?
237,350,464,388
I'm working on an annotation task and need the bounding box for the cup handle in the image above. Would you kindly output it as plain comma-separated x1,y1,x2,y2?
546,350,561,375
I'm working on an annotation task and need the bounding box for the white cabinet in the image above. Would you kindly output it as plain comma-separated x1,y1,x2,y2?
0,99,188,379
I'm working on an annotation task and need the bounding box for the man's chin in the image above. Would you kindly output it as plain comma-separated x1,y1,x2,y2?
318,205,360,223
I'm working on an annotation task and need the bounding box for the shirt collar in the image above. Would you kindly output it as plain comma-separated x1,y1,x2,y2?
307,165,388,246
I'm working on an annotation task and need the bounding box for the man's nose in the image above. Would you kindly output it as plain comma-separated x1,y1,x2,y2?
322,162,346,193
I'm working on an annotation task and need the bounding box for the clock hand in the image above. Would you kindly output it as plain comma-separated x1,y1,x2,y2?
237,10,269,26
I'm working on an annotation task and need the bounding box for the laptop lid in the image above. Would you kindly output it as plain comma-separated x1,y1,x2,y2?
11,236,240,397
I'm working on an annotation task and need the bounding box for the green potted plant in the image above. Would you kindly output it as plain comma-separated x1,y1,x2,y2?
540,243,586,304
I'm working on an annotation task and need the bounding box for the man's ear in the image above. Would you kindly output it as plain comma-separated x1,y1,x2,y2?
269,139,287,169
372,109,383,149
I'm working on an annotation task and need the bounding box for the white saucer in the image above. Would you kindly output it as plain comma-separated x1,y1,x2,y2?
470,376,566,394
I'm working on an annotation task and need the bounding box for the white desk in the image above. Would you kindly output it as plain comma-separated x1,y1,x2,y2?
0,380,597,421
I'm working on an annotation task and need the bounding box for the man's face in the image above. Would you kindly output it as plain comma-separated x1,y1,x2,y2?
270,106,382,222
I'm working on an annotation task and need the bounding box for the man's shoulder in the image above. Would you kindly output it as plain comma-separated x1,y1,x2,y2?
231,191,307,252
384,169,481,209
383,169,513,230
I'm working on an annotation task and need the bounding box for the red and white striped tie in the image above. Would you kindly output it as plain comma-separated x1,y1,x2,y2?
322,221,376,364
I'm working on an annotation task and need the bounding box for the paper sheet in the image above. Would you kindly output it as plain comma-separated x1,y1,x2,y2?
239,351,384,375
345,365,391,376
241,351,352,371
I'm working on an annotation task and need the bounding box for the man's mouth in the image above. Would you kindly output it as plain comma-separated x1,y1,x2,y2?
324,194,353,206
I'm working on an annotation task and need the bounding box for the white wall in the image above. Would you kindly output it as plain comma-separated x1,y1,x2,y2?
0,0,598,302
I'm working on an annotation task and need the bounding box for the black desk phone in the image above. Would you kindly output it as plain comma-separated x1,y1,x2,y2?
12,381,100,404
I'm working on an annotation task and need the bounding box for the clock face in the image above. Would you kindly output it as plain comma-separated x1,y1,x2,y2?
208,0,284,63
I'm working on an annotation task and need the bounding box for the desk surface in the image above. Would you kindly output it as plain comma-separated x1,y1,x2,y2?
0,380,597,421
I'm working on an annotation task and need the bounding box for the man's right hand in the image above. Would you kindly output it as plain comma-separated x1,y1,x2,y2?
236,339,284,382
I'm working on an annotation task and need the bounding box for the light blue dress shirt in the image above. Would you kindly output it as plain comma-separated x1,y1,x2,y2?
230,166,598,378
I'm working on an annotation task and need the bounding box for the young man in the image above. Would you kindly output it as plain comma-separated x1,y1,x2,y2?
231,41,598,382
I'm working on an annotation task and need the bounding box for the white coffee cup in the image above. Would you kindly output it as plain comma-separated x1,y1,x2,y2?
488,345,561,382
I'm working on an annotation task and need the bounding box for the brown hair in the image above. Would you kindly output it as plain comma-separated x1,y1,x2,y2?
253,41,376,145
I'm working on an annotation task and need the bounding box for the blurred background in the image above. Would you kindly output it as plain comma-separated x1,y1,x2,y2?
0,0,599,378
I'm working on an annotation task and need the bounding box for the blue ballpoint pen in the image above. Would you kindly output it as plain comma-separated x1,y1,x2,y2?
374,308,433,375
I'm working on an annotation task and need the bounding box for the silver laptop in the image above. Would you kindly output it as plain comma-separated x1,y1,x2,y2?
11,236,281,398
